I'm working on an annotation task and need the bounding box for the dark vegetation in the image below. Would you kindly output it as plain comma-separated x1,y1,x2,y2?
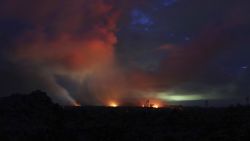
0,90,250,141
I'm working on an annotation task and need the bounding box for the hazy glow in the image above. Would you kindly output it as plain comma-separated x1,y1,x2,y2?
109,102,118,107
165,95,203,101
152,104,159,108
157,92,205,101
0,0,241,106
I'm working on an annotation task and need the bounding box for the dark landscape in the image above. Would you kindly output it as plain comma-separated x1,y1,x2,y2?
1,0,250,140
1,90,250,141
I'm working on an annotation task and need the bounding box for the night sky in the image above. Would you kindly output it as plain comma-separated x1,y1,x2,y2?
0,0,250,106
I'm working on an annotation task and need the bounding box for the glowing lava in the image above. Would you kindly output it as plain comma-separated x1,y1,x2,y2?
109,102,118,107
152,104,159,108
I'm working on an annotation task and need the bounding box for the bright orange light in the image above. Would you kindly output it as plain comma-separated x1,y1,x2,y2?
152,104,159,109
109,102,118,107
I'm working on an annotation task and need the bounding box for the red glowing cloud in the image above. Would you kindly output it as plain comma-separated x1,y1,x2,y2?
0,0,248,106
1,0,133,105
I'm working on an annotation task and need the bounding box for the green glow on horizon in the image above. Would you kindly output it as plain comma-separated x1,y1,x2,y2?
156,91,217,101
159,95,204,101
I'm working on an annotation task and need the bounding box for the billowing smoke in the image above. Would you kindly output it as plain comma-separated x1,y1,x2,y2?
1,0,136,105
0,0,249,106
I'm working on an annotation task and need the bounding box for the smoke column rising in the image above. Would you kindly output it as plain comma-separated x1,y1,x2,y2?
1,0,136,105
0,0,248,106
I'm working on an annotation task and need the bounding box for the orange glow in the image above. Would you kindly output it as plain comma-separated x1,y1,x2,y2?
152,104,159,108
109,102,118,107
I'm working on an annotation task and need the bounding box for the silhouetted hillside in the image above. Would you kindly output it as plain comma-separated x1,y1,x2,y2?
0,90,58,109
0,91,250,141
0,90,62,141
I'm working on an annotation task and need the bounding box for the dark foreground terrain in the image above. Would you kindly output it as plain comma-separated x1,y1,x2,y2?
0,91,250,141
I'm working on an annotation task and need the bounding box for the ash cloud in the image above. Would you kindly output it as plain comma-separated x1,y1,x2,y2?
0,0,136,105
0,0,250,106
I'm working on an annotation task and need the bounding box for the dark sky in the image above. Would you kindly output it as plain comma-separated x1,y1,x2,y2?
0,0,250,106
